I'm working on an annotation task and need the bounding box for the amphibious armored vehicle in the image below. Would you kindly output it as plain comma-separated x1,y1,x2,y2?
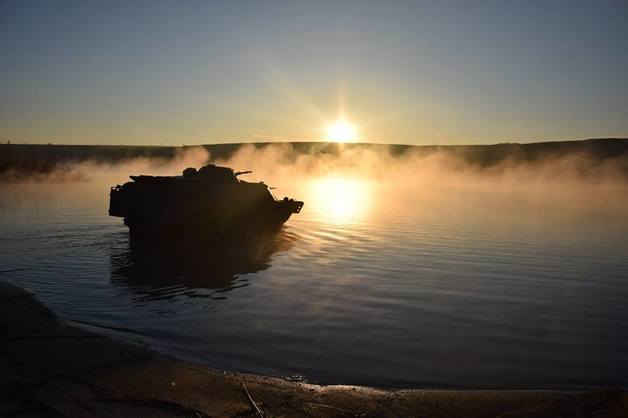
109,164,303,234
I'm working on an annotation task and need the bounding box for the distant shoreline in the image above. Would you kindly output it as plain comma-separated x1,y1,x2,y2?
1,138,628,181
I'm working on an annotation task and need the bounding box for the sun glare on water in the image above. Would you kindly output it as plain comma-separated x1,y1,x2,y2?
308,177,371,223
325,119,357,143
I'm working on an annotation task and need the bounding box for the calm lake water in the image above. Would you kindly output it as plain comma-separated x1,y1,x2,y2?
1,170,628,389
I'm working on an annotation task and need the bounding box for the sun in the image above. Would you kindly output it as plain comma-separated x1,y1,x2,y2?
325,119,357,143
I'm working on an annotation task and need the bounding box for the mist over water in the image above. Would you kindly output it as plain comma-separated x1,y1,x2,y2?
1,144,627,388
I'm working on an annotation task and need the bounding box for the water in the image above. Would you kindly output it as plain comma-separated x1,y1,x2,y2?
1,173,627,389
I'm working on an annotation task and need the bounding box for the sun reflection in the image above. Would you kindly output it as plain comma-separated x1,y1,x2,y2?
308,177,371,223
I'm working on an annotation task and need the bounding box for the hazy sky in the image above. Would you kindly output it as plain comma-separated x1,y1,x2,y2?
1,0,627,145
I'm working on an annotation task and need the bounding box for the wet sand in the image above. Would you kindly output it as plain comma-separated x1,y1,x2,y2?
1,279,626,417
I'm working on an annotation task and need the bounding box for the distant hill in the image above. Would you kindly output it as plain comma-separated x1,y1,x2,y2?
1,138,627,180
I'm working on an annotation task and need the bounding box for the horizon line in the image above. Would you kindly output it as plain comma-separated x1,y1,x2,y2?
1,137,627,148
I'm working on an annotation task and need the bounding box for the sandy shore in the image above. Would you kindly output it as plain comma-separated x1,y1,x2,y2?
1,279,626,417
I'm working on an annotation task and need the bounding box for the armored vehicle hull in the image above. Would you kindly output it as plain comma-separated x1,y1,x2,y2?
109,164,303,235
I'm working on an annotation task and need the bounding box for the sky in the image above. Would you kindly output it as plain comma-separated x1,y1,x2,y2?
1,0,627,145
